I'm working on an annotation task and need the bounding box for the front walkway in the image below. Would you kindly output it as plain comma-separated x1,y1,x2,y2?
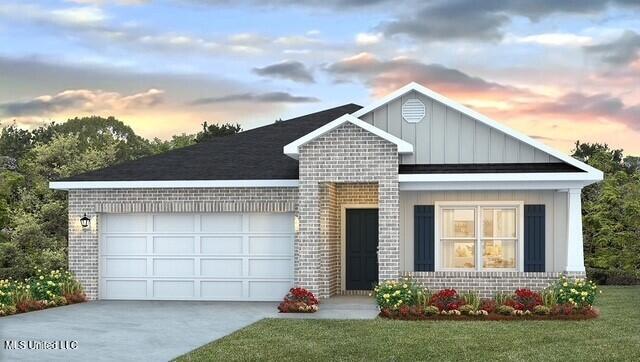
277,295,378,320
0,300,277,361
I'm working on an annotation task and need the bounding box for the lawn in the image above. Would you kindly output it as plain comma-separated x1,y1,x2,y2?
177,286,640,361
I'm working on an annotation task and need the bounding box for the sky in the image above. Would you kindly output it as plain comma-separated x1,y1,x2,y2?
0,0,638,154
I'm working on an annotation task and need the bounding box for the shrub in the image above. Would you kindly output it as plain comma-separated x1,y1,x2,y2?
480,299,497,314
587,267,640,285
506,288,542,311
458,304,475,315
278,288,318,313
553,276,599,308
373,279,423,310
430,289,464,311
0,279,13,306
461,291,481,310
0,303,17,316
496,305,515,315
541,289,558,308
533,305,551,315
423,305,439,316
494,291,511,306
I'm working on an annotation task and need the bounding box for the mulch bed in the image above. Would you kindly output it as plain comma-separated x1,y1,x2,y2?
379,309,599,321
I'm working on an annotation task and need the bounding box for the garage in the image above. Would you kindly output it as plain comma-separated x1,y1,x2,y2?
99,213,294,301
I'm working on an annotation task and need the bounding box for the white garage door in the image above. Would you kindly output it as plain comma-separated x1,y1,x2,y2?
99,213,294,301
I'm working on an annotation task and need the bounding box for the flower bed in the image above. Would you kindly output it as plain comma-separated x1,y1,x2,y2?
375,277,600,321
277,287,319,313
0,268,86,317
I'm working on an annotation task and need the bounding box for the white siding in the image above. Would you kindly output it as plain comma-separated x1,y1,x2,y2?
400,190,568,272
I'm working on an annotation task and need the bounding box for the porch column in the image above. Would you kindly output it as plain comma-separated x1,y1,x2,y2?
565,188,585,272
378,178,400,281
295,180,323,296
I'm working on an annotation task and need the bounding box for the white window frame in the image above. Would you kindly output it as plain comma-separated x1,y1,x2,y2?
434,201,524,272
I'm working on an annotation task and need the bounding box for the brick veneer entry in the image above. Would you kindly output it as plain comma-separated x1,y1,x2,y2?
297,122,400,298
403,271,587,298
68,188,298,300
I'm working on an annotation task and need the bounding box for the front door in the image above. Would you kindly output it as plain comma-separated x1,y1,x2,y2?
345,208,378,290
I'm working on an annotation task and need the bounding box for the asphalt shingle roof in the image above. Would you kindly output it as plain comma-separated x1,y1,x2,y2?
62,104,362,181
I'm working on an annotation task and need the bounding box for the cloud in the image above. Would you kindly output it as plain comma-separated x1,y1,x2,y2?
509,33,593,47
190,92,319,105
584,30,640,65
380,0,640,42
355,32,383,46
325,53,529,98
0,3,108,29
525,92,640,131
253,60,315,83
0,89,164,117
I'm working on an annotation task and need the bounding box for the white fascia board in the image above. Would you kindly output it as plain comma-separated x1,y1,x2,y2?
399,172,601,183
49,179,299,190
283,113,413,159
352,82,603,179
399,172,599,191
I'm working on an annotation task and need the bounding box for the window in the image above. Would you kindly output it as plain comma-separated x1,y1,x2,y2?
438,203,521,271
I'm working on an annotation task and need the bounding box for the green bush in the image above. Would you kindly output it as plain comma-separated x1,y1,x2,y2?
496,305,515,315
461,291,481,310
541,289,558,308
0,268,84,317
373,278,424,310
423,305,439,316
553,276,599,308
533,305,551,315
587,268,640,285
494,291,511,306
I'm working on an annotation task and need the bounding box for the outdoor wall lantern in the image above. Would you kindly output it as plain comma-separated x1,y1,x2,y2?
80,213,91,228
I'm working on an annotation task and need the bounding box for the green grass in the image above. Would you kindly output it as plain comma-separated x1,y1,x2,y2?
178,286,640,361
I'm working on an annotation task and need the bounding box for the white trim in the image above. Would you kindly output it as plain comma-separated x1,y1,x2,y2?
399,172,599,191
340,204,378,292
352,82,603,180
283,114,413,159
434,201,524,272
49,179,299,190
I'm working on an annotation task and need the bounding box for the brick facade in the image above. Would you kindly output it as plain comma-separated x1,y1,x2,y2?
297,122,400,298
68,188,298,300
403,271,587,298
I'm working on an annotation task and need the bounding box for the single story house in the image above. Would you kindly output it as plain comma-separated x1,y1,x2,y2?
50,82,602,300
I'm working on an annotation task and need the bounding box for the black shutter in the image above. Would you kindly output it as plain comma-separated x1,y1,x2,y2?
414,205,435,271
524,205,545,272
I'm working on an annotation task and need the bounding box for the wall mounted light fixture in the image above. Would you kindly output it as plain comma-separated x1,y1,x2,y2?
80,213,91,228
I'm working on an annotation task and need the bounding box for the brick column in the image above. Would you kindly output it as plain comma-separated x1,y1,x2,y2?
378,179,400,281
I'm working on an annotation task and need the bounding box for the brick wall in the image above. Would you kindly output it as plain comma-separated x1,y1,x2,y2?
403,271,587,298
68,187,298,300
297,122,399,298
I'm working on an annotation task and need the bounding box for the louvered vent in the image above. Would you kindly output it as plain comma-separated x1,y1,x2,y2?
402,99,426,123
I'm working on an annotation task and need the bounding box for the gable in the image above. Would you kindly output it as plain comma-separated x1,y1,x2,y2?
357,89,562,165
284,114,413,159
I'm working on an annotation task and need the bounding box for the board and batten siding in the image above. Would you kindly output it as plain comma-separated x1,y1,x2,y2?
359,91,562,164
400,190,568,273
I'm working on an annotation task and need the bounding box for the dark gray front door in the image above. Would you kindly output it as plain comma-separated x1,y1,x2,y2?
346,208,378,290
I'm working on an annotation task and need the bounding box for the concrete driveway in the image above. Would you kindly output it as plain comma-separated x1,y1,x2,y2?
0,300,277,362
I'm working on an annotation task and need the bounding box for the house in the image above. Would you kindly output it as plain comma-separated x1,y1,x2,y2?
50,82,602,301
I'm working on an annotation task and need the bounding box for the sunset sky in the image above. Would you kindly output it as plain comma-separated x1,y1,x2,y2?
0,0,638,154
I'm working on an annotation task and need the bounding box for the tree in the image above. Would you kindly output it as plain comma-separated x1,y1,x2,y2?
572,141,640,277
195,122,242,142
150,134,197,154
0,123,35,159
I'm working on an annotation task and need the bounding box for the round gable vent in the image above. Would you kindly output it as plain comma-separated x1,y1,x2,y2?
402,99,426,123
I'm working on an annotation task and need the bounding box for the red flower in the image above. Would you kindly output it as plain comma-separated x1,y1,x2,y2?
430,289,464,311
511,288,542,311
